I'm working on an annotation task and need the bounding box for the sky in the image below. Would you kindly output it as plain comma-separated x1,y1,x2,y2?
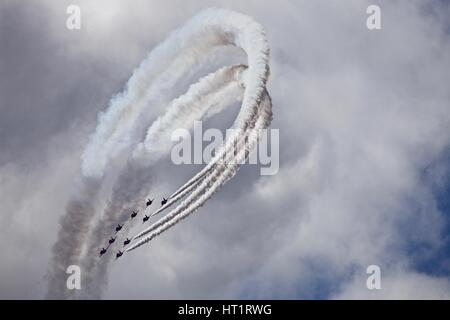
0,0,449,299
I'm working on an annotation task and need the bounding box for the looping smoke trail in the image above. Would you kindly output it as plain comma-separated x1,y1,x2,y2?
81,8,270,178
124,8,272,248
47,8,271,299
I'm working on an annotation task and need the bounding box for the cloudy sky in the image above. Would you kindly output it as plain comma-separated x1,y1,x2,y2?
1,0,450,299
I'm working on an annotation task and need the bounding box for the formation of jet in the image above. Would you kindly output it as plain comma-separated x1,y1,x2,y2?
130,210,138,219
99,196,170,260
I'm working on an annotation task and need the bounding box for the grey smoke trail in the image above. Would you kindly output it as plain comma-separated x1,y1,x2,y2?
78,163,153,299
46,177,102,299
